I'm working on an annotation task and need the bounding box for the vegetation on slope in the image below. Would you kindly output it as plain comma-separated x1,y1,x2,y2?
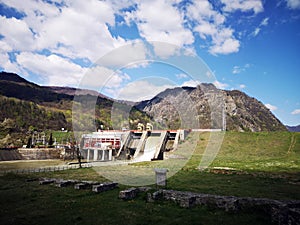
0,72,153,147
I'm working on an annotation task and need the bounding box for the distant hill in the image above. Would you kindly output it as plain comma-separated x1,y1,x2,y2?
0,71,151,147
136,84,287,132
286,125,300,132
0,71,73,103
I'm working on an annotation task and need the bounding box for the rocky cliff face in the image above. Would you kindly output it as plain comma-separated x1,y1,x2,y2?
136,84,287,132
224,90,286,131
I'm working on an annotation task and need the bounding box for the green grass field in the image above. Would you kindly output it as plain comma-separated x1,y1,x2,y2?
199,131,300,173
0,169,273,225
0,131,299,225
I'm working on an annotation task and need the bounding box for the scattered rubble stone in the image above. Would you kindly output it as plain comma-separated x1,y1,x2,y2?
92,182,118,193
39,178,56,185
74,181,99,190
55,180,75,187
119,186,153,200
146,190,300,225
119,187,139,200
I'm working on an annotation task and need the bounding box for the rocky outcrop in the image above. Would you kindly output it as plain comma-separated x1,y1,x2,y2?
136,84,287,132
225,90,286,131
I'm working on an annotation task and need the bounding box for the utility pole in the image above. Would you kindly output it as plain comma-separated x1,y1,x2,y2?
222,102,226,131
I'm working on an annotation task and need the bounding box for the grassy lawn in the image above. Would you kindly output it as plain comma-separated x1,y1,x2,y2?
184,131,300,173
167,170,300,200
0,131,299,224
0,170,272,225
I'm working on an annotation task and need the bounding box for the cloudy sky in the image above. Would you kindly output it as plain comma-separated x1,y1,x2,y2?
0,0,299,126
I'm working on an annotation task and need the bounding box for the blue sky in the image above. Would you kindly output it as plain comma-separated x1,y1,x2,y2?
0,0,299,126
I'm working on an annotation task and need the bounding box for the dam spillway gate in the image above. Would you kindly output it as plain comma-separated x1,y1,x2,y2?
80,129,187,162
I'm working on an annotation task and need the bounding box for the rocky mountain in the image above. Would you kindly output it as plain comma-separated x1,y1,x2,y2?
0,71,288,135
286,125,300,132
136,84,287,132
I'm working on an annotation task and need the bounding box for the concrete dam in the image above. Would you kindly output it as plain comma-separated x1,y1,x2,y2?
81,127,187,162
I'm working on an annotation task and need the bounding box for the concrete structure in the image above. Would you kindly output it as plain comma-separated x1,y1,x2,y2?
80,129,188,163
154,168,168,187
18,148,62,160
81,131,123,162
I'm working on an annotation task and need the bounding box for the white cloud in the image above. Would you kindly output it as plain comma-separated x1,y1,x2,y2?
233,66,242,74
0,0,129,62
265,103,278,111
95,41,149,68
126,0,194,57
181,79,200,87
239,84,246,89
16,52,85,86
251,17,269,37
0,0,269,88
286,0,300,9
125,61,150,69
232,63,251,74
194,22,218,39
0,52,24,75
0,16,35,51
291,109,300,115
113,80,174,101
209,37,240,55
176,73,188,79
187,0,225,25
152,42,181,59
82,66,130,89
252,27,261,37
186,1,240,55
213,80,229,89
0,0,138,88
221,0,264,14
261,17,269,26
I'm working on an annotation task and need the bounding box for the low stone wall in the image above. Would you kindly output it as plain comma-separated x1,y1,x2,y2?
147,190,300,225
17,148,62,160
119,187,152,200
38,177,118,193
0,149,22,161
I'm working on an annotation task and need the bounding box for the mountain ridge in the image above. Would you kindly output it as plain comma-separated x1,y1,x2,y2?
0,71,288,133
135,84,287,132
286,125,300,132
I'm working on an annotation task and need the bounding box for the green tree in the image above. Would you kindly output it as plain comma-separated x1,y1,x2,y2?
48,133,54,148
26,137,32,148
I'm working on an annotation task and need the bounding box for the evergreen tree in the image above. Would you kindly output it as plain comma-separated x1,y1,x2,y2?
48,133,54,148
26,137,32,148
